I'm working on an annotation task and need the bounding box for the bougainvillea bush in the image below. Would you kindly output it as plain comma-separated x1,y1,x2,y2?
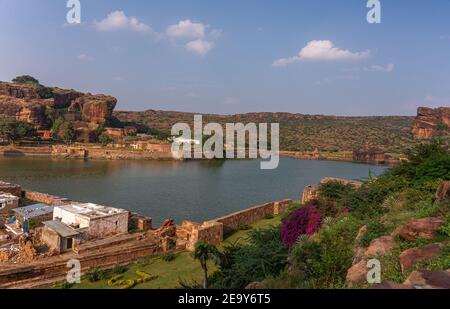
281,204,322,249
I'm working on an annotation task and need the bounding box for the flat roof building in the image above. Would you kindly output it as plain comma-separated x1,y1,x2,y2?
0,192,20,214
53,202,129,238
12,203,54,223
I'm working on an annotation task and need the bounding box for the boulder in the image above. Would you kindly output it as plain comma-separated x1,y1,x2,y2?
399,243,443,273
435,181,450,203
404,270,450,289
364,236,396,258
399,217,445,241
346,259,368,287
373,281,412,289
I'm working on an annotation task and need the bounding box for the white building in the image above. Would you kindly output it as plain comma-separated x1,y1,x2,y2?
52,203,129,238
0,192,20,214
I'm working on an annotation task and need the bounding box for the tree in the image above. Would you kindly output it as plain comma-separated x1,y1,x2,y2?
62,122,76,145
0,118,37,143
193,241,221,289
0,118,18,143
12,75,39,84
16,121,37,140
51,117,64,140
98,133,112,146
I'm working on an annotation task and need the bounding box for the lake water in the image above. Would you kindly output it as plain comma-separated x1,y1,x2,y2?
0,157,386,225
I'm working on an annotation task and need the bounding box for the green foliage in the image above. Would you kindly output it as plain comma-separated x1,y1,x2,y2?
51,117,64,139
12,75,39,84
111,265,127,275
98,133,112,146
162,253,176,262
390,140,450,185
286,216,361,288
0,118,37,143
319,181,356,201
62,122,76,144
237,223,252,231
212,227,288,289
59,281,74,289
86,268,107,282
359,221,388,247
194,241,222,289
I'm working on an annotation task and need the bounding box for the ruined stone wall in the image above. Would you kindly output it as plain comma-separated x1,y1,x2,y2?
179,199,294,250
0,181,22,197
0,241,160,287
0,146,52,157
23,191,70,206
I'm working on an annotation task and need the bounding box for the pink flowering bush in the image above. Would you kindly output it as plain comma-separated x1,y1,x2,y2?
281,204,322,249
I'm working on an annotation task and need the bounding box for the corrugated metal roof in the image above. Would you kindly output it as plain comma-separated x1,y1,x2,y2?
43,220,79,237
13,204,54,219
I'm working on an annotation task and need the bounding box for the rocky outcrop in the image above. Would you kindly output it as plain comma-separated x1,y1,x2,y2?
51,88,83,109
0,81,119,136
346,235,395,286
69,94,117,125
404,270,450,289
411,107,450,139
399,243,443,273
353,147,386,164
398,217,445,242
435,181,450,203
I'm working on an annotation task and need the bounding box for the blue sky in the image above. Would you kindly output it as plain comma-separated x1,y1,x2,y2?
0,0,449,115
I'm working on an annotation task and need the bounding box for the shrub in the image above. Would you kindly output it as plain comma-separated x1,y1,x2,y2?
214,227,288,289
162,253,176,262
359,221,388,247
281,204,321,249
12,75,39,84
60,281,74,289
86,268,106,282
287,216,361,288
319,181,356,201
111,265,127,275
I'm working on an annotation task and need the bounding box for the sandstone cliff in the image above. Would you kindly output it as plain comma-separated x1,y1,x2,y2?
411,107,450,139
0,81,117,131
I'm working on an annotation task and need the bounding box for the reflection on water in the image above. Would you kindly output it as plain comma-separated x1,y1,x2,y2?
0,156,386,225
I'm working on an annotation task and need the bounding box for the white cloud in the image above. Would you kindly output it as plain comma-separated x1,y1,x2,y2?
368,63,395,72
77,53,94,61
94,11,152,33
273,40,370,67
166,19,219,56
166,20,206,39
186,39,214,56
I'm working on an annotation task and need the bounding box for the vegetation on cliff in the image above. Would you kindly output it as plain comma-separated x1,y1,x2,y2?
197,140,450,289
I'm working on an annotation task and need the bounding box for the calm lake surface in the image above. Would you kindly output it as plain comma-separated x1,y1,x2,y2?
0,157,386,225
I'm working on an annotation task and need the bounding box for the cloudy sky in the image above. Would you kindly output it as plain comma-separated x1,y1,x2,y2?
0,0,449,115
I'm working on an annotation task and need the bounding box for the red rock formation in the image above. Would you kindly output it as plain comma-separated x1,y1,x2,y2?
353,147,386,164
16,103,48,129
411,107,450,139
69,94,117,125
51,88,83,109
398,217,445,241
399,243,443,272
0,82,41,99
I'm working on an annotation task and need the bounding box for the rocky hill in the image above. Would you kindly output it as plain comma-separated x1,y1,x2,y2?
411,107,450,139
114,110,416,153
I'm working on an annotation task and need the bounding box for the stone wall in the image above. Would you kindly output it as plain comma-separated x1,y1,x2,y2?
0,146,53,157
178,199,293,251
301,177,363,204
0,181,22,197
23,191,71,206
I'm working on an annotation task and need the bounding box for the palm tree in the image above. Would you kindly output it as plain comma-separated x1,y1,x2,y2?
193,241,221,289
